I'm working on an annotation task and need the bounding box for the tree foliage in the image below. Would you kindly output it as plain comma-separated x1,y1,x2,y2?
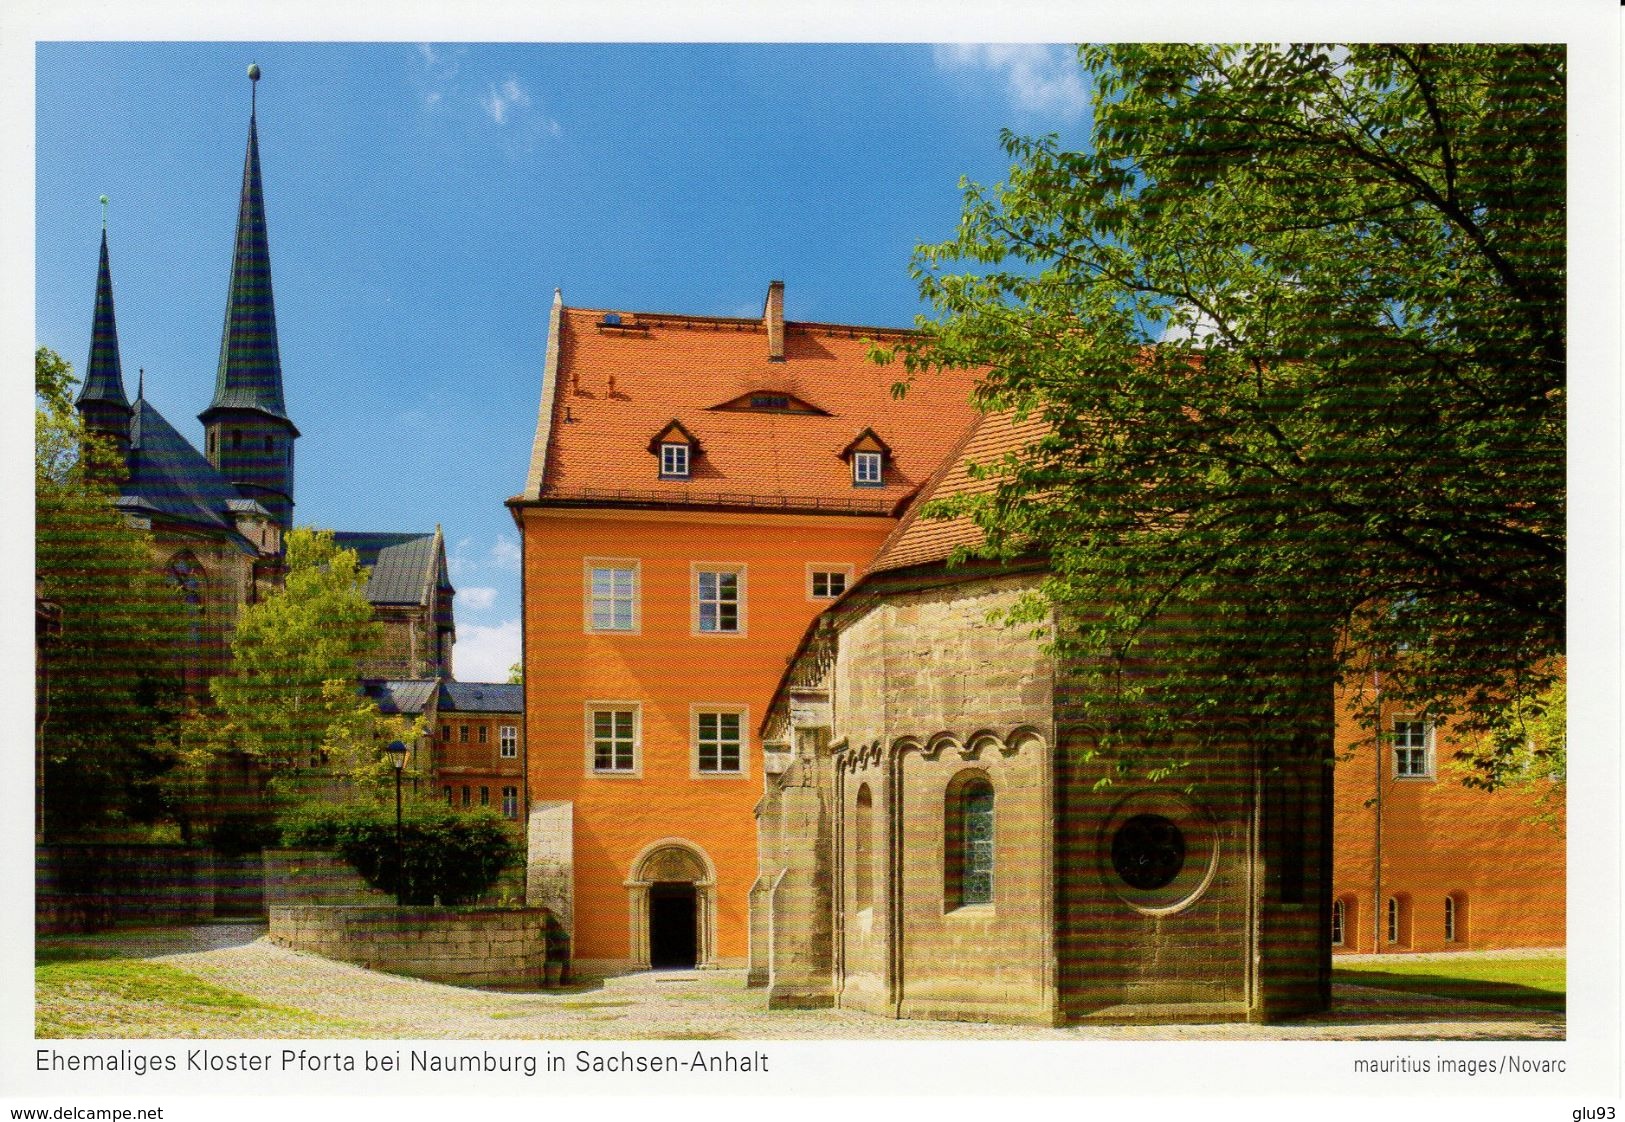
203,528,416,793
888,45,1563,784
36,347,188,837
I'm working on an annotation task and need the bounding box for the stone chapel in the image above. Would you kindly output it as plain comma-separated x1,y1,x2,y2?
751,409,1334,1024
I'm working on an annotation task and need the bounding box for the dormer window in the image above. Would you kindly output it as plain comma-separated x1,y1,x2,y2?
853,451,882,486
840,427,892,488
647,418,701,480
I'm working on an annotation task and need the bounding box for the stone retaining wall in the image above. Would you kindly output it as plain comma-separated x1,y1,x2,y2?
263,849,394,907
37,845,216,934
269,905,562,989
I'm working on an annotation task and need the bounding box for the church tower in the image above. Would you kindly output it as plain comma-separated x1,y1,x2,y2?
200,63,298,531
75,203,133,461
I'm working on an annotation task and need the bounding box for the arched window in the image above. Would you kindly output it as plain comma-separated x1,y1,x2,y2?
854,784,873,911
1386,895,1410,946
1337,895,1360,952
945,772,994,909
1331,898,1345,946
1444,893,1467,944
167,553,206,682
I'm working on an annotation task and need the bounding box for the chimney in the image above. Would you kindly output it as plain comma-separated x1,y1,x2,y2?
764,280,785,361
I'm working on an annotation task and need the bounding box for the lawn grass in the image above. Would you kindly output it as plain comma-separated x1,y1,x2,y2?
35,959,349,1037
1333,955,1564,1013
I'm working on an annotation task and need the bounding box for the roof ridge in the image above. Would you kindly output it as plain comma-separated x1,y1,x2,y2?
564,304,917,338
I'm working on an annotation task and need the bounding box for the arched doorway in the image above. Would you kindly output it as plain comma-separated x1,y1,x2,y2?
649,883,698,967
626,840,715,970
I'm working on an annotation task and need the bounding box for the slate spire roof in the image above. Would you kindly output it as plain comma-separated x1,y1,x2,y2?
202,73,293,430
76,225,131,413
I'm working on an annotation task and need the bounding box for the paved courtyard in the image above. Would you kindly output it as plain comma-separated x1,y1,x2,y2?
38,924,1563,1041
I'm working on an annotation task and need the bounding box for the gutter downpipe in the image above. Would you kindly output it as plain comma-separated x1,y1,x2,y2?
1372,668,1383,956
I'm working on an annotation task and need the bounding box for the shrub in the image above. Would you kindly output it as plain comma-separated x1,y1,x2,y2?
280,802,520,905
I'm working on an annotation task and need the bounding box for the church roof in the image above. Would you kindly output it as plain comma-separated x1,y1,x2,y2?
123,397,258,554
362,678,439,717
76,227,130,412
867,409,1050,574
332,530,452,607
202,91,294,431
438,681,522,713
519,292,983,515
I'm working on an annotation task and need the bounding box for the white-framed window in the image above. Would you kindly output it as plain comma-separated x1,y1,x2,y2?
1392,720,1434,778
692,706,748,777
1331,898,1345,946
1386,895,1409,945
1444,895,1458,942
852,450,883,486
501,786,519,819
694,565,745,634
478,725,488,745
808,565,853,600
585,558,639,633
586,703,640,776
660,442,690,478
499,725,518,758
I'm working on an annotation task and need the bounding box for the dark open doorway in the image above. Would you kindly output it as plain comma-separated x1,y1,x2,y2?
648,881,698,968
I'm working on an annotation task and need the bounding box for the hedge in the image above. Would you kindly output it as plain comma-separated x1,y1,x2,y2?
280,802,520,906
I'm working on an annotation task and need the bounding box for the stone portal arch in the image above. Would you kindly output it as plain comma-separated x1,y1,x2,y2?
625,839,717,969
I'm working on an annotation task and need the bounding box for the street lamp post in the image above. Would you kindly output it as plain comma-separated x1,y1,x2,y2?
385,740,408,906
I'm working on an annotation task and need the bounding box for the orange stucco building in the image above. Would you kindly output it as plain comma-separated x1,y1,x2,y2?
509,284,983,971
1329,683,1565,954
512,282,1563,975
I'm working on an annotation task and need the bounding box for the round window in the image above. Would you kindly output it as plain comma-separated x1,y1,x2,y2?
1110,813,1186,890
1099,790,1218,915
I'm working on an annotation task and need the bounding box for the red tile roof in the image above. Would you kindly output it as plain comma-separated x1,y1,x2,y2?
868,408,1051,573
528,300,984,514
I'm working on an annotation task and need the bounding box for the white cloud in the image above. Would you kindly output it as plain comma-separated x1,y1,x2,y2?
933,44,1089,119
447,536,478,579
482,77,531,125
489,535,521,571
459,586,498,611
410,50,559,141
454,618,520,683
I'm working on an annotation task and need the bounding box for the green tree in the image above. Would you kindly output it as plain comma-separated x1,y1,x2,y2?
203,528,416,799
35,347,188,838
507,661,522,685
887,45,1562,785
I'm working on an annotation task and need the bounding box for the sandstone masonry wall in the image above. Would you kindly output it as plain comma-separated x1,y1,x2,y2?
268,905,559,988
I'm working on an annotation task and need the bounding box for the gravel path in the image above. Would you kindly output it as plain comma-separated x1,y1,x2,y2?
40,924,1563,1041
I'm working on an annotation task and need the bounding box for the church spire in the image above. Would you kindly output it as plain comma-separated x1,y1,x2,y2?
202,61,291,426
200,63,298,532
76,201,133,452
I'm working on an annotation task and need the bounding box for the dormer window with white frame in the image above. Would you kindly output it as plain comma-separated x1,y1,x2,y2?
840,427,891,489
660,442,690,478
853,451,882,486
648,418,701,481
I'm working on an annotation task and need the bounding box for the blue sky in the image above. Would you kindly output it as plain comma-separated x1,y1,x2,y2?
34,42,1094,681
